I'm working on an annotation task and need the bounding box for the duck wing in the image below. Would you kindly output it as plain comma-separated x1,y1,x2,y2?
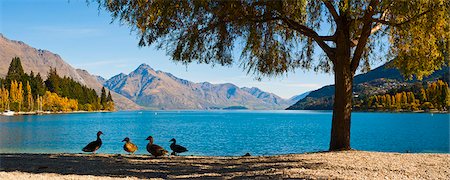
124,142,138,153
171,144,188,153
82,140,102,152
147,144,167,157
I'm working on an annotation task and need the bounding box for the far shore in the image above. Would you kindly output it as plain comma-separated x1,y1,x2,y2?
1,151,449,179
1,110,113,116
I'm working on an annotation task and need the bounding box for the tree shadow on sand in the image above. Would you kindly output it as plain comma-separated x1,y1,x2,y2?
0,153,326,179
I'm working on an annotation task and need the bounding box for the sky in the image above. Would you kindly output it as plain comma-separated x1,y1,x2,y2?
0,0,384,99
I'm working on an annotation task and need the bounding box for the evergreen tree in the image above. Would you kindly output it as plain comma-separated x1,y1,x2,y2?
106,91,113,102
6,57,25,83
100,87,107,109
32,73,46,97
45,68,61,94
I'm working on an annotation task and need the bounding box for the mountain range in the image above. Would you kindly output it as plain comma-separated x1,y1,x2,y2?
104,64,295,109
0,34,302,110
287,62,449,110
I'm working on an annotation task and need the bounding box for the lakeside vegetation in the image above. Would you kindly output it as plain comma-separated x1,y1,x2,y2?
354,80,449,112
0,57,114,113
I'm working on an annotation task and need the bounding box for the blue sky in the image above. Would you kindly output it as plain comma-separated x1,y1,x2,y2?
0,0,385,99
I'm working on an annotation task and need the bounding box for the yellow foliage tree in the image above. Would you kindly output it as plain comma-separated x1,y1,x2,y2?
26,81,33,111
42,91,79,112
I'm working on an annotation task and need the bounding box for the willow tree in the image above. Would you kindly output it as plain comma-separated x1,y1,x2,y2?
95,0,449,150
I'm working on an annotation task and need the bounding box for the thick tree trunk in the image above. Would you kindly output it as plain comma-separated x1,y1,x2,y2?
329,62,353,151
329,19,354,151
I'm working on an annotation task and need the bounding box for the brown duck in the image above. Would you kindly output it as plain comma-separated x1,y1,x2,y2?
122,137,138,154
169,138,188,156
146,136,168,157
82,131,103,153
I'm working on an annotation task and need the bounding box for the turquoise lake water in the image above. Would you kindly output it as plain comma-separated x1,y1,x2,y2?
0,111,448,156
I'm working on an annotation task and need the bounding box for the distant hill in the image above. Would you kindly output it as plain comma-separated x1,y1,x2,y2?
288,91,311,103
104,64,292,110
0,34,142,110
287,62,449,110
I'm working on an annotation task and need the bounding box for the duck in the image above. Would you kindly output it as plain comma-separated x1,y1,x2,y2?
122,137,138,154
82,131,103,153
169,138,188,156
146,136,168,157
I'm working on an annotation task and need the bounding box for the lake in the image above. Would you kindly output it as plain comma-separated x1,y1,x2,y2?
0,111,448,156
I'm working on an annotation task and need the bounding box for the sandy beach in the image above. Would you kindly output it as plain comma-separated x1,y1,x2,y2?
1,151,449,179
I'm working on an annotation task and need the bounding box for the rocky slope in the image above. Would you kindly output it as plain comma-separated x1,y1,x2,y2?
104,64,292,110
0,34,142,110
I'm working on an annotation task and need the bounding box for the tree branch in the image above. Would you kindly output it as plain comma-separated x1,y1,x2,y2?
351,0,379,73
372,9,432,27
322,0,339,21
281,17,335,59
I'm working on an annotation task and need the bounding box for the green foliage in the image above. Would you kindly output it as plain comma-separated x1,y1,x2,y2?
94,0,449,78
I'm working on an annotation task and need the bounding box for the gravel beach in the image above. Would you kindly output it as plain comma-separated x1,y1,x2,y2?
1,151,449,179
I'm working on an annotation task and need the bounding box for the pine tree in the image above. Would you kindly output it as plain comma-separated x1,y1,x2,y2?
6,57,25,83
100,87,107,109
106,91,113,102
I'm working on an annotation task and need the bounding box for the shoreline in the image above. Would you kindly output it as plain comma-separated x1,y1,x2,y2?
1,110,114,116
1,151,449,179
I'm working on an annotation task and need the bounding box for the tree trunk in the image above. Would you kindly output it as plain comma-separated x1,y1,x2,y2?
329,20,354,151
329,61,353,151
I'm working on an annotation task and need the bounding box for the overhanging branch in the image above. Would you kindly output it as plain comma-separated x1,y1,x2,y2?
281,17,335,59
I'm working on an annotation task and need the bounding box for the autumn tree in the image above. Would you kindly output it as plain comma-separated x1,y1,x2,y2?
95,0,449,150
26,81,34,111
0,86,9,111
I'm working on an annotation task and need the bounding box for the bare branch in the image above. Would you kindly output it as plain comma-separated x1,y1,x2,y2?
280,17,335,60
322,0,339,21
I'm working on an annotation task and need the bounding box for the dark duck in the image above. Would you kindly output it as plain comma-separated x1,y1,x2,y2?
169,138,188,156
122,137,138,154
146,136,168,157
82,131,103,153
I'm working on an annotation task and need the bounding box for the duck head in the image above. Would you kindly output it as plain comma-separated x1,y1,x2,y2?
122,137,130,142
169,138,176,143
97,131,104,136
145,136,154,144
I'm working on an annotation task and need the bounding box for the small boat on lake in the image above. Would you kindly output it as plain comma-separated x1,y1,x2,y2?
2,110,15,116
